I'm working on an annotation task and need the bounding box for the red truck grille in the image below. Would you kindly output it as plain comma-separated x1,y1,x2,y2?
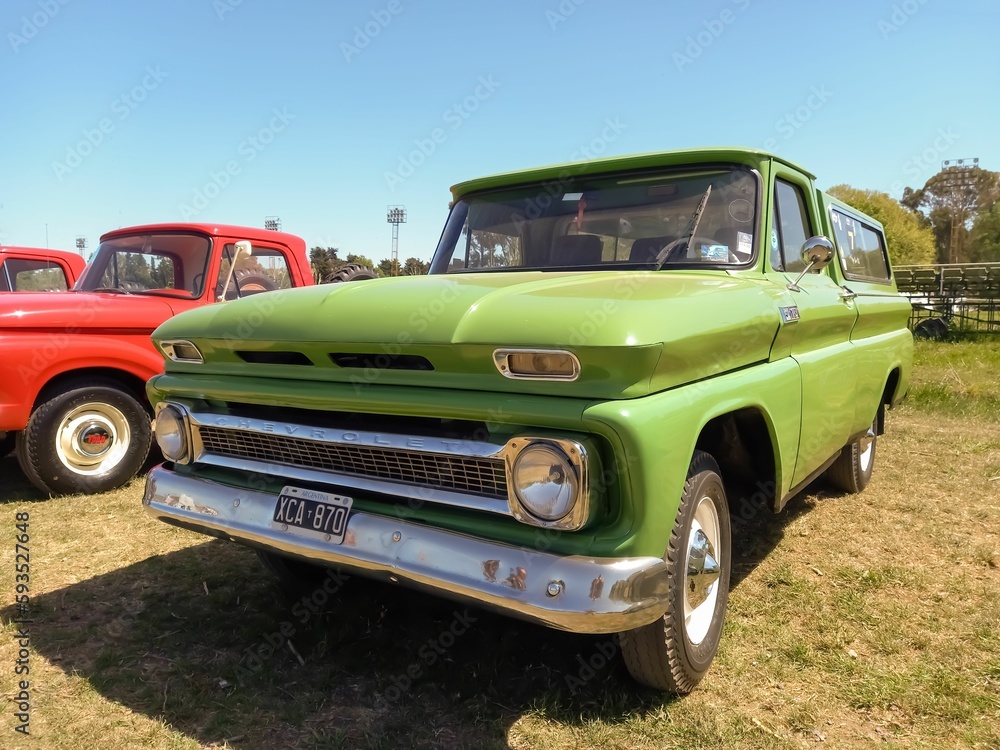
197,425,508,499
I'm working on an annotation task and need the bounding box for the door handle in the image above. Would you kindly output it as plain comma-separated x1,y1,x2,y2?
839,287,858,302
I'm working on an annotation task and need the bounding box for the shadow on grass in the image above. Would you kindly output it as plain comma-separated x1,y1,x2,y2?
0,453,47,502
0,449,163,503
9,485,821,749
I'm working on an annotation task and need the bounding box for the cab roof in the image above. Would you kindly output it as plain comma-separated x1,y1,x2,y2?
450,146,816,199
99,222,305,248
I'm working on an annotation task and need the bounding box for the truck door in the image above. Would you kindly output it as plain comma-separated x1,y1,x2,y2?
766,171,859,489
824,201,913,434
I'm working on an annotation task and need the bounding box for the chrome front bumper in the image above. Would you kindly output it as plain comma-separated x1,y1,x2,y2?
142,465,670,634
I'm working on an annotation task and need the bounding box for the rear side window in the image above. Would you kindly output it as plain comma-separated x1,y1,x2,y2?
772,180,812,273
0,258,70,291
218,245,293,299
830,209,890,283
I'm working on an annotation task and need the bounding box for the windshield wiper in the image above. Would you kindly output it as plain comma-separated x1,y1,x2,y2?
88,286,131,295
654,184,712,269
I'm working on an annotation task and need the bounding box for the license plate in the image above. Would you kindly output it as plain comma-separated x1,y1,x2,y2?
272,486,353,543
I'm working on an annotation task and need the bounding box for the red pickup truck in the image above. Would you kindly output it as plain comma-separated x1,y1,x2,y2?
0,246,86,291
0,223,320,495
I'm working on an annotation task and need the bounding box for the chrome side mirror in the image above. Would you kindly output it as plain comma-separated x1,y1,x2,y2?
788,236,834,292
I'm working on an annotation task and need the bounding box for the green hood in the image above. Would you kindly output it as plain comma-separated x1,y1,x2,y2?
153,271,781,399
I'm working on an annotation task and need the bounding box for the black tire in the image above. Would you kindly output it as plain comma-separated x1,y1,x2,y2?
913,317,949,340
233,269,279,295
324,263,378,283
217,269,280,300
619,451,732,693
256,549,348,599
826,418,877,494
15,382,152,495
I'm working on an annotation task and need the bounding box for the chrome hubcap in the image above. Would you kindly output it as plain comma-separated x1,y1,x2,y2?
56,402,131,476
686,529,721,610
683,495,722,645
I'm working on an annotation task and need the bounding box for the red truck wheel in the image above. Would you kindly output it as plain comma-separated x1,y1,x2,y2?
16,382,152,495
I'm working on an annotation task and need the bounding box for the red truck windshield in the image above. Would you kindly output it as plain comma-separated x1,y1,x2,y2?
78,233,212,298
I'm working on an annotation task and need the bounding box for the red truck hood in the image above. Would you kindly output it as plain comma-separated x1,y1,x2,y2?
0,291,178,331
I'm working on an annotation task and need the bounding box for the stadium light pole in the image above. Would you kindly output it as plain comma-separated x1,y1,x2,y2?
264,216,282,231
940,158,979,264
387,205,406,276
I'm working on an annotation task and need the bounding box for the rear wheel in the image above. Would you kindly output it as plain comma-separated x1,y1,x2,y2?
619,451,732,693
826,417,877,493
16,382,152,495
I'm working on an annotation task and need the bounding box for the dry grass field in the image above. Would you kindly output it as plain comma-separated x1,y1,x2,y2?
1,340,998,749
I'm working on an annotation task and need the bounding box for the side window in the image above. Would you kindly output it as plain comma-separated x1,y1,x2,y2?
218,245,292,299
772,180,812,273
831,209,890,282
458,226,523,270
2,259,70,291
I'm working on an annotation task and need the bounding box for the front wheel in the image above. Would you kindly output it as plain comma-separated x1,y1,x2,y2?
16,382,152,495
619,451,732,693
825,417,877,493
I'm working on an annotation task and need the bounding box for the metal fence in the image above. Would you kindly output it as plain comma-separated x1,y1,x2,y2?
895,262,1000,334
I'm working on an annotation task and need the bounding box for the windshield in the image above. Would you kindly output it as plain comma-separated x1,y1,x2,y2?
430,167,758,273
79,233,212,297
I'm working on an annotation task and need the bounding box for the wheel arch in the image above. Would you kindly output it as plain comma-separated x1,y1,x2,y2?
35,367,154,416
876,367,902,435
694,406,781,518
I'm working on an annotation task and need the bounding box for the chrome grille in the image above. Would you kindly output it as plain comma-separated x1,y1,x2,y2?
197,425,507,499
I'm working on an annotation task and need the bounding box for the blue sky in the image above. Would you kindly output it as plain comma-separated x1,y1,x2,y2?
2,0,997,263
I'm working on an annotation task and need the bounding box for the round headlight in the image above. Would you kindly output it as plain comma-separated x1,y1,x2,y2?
155,405,189,462
512,444,578,521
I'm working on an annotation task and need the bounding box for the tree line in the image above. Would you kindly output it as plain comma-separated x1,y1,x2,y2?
308,246,429,281
831,163,1000,266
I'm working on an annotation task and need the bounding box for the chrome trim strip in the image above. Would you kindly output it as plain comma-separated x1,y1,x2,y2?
188,411,504,459
143,465,669,634
196,452,513,517
493,348,581,381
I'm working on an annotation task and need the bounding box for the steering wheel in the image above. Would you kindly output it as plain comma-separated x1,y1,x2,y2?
657,235,725,264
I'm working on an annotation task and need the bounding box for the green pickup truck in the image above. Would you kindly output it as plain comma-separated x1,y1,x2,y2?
143,147,912,693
